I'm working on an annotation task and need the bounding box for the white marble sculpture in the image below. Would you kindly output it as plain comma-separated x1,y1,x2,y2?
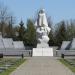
33,9,53,56
35,9,51,47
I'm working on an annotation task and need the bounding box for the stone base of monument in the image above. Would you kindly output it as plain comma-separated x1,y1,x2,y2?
37,43,49,48
32,48,53,56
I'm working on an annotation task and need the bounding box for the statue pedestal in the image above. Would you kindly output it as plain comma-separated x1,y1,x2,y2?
33,48,53,56
37,43,49,48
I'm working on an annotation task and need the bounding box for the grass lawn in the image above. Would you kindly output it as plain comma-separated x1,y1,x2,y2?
0,58,26,75
59,58,75,73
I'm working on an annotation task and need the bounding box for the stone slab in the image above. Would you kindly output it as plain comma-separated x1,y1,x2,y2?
3,38,14,49
13,41,25,50
70,38,75,50
33,48,53,56
0,39,5,49
60,41,70,50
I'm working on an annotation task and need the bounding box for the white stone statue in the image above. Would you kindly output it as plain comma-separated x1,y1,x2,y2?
35,9,51,47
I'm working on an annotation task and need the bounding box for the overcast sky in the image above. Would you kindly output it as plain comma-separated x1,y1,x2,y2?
0,0,75,25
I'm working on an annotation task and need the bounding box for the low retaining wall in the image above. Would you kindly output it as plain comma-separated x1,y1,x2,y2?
0,49,32,57
56,50,75,57
1,48,75,57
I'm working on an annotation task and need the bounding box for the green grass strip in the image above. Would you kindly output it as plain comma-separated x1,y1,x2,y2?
59,59,75,73
0,59,26,75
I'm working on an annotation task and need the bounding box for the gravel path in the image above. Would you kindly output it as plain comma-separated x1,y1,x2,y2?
10,57,74,75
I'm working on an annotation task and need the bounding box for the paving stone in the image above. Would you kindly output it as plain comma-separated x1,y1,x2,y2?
10,57,74,75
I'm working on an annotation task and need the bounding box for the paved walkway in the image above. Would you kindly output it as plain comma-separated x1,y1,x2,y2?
10,57,74,75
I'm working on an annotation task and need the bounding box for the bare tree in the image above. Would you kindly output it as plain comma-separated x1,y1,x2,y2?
0,2,15,37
